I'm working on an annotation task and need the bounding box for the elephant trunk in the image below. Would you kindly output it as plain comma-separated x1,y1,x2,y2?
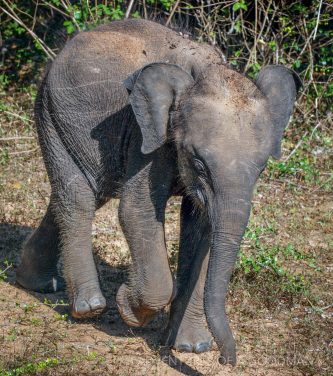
204,193,251,366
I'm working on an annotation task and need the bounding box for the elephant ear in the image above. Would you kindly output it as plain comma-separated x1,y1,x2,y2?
256,65,302,159
124,63,194,154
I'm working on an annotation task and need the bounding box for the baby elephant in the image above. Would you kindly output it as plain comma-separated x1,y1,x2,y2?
16,19,301,365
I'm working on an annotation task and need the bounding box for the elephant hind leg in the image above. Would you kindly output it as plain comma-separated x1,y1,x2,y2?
16,201,64,293
49,173,106,319
29,97,106,318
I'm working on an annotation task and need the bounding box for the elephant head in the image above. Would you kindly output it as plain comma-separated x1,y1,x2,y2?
125,62,301,365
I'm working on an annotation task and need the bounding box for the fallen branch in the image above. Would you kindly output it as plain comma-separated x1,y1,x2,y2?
3,110,34,123
283,132,308,162
9,148,38,155
311,175,333,193
309,122,321,140
0,264,13,279
0,136,35,141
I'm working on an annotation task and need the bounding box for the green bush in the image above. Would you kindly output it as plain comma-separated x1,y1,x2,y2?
1,1,331,94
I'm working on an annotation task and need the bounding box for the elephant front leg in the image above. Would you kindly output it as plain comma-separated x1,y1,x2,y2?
116,166,174,327
164,196,213,353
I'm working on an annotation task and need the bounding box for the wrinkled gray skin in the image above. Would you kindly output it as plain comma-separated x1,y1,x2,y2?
16,19,301,365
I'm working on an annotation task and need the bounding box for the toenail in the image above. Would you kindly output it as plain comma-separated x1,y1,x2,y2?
76,300,89,311
52,278,57,292
176,343,193,353
89,297,104,307
194,341,212,354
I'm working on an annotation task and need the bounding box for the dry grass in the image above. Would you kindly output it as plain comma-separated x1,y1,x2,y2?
0,87,332,375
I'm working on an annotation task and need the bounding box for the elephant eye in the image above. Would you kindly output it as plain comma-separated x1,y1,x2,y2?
194,158,207,177
192,155,214,192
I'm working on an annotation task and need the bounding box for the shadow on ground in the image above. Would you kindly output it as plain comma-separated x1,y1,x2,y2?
0,222,204,375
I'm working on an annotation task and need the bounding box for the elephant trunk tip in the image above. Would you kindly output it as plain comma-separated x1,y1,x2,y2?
204,300,237,366
218,345,237,366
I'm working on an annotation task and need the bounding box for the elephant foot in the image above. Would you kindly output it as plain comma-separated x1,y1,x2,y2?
16,266,65,293
71,288,106,319
164,319,213,354
116,283,160,327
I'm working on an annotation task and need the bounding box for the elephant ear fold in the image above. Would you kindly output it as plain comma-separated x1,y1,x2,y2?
124,63,194,154
256,65,302,159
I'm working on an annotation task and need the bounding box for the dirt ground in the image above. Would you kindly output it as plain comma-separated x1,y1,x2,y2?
0,90,332,375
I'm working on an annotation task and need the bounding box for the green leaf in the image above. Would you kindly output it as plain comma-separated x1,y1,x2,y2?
74,10,82,21
233,1,248,12
234,19,242,33
63,20,76,34
132,11,141,19
99,4,112,16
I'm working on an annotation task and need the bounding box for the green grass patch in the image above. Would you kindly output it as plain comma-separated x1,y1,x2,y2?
265,129,333,192
233,224,321,306
0,352,106,376
0,357,61,376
